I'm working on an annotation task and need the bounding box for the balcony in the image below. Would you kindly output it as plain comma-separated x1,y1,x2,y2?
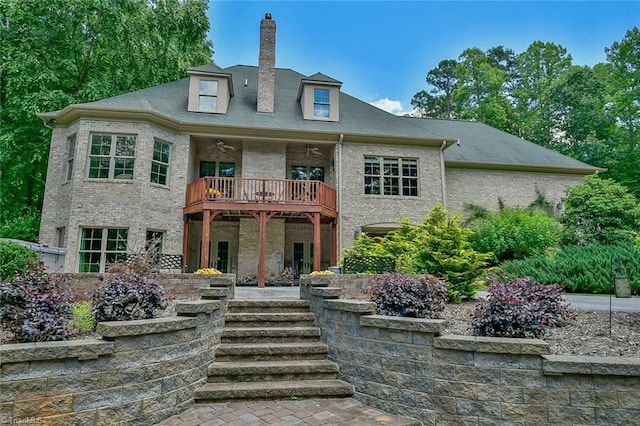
184,177,338,217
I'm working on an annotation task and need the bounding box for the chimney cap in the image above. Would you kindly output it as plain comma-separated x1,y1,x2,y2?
265,12,272,19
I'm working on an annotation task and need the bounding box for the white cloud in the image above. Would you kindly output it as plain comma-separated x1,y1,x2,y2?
370,98,410,116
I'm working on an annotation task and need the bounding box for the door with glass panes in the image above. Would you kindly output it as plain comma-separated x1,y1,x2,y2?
293,242,313,277
212,240,230,273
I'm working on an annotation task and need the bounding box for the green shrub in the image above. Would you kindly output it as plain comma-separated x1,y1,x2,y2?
0,265,74,342
71,302,95,333
0,240,40,281
344,203,492,302
367,273,448,318
502,242,640,294
469,207,561,262
92,272,166,322
560,175,640,246
472,278,574,338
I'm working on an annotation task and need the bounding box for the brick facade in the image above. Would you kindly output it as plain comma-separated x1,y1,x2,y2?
39,118,588,275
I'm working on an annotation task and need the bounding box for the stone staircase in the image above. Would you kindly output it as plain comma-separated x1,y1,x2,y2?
193,299,354,401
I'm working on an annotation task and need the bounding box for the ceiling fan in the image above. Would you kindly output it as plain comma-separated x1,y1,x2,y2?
305,144,322,157
216,139,236,153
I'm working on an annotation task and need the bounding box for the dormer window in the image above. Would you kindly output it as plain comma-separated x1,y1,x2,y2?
298,74,342,122
199,80,218,112
187,67,233,114
313,88,330,118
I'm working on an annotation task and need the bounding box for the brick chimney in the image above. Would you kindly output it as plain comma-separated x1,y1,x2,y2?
257,12,276,114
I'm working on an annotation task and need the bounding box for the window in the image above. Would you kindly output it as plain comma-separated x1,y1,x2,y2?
364,156,418,196
146,230,164,253
78,228,128,272
199,161,236,178
313,88,330,118
150,139,171,185
88,134,136,180
199,80,218,112
291,166,325,182
66,135,76,181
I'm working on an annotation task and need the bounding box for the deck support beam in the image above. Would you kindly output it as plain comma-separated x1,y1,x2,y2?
250,211,278,287
200,210,223,269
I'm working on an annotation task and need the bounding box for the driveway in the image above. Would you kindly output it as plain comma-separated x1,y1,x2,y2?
476,291,640,313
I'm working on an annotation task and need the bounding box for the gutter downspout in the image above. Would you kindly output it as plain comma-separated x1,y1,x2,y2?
337,133,344,265
439,140,450,209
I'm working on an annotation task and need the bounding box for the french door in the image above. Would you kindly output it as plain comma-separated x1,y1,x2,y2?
293,242,314,277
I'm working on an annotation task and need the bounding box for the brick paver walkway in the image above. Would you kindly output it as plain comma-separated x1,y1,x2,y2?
155,397,421,425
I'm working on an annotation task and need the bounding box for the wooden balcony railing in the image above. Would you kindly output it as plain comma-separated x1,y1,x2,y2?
186,177,337,211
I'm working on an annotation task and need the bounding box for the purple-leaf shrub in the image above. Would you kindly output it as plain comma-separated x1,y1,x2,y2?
471,277,574,338
0,266,74,342
368,272,448,318
92,272,166,322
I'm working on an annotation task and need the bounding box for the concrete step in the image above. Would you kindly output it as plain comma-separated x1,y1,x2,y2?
228,299,311,313
199,287,231,299
224,312,315,328
193,379,354,401
207,359,339,383
222,326,321,343
215,342,329,362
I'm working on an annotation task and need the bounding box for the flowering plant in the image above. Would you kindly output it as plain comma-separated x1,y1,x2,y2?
310,270,335,275
195,268,222,275
206,188,221,198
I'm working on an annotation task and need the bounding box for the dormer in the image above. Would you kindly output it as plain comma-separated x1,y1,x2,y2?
187,66,234,114
297,73,342,122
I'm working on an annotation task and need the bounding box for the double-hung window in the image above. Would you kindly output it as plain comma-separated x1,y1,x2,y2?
150,139,171,185
313,88,330,118
364,156,418,196
78,228,128,272
88,133,136,180
199,80,218,112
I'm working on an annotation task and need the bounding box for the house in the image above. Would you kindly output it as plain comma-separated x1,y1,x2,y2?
37,14,600,285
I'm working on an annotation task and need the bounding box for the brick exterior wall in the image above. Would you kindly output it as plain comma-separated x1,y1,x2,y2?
337,142,445,250
39,118,589,277
40,119,189,273
445,167,586,216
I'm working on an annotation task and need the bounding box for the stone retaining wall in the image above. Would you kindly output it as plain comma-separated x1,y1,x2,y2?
64,273,235,301
301,279,640,425
0,295,229,425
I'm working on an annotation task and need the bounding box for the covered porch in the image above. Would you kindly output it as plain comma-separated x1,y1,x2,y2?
183,177,339,286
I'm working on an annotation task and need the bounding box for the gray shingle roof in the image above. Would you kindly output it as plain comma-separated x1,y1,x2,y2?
402,117,599,172
74,65,445,140
43,64,598,172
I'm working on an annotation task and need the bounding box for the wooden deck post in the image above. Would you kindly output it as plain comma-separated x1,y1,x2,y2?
182,216,189,272
200,210,210,269
331,219,338,266
259,211,268,287
313,213,321,272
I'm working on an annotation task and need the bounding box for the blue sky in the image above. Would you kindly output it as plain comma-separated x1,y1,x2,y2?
208,1,639,115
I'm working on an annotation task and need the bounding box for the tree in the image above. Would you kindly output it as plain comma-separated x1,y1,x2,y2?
511,41,573,144
559,175,640,246
411,59,458,118
0,0,213,241
604,27,640,198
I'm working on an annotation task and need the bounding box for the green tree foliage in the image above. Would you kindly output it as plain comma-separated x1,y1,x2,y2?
344,203,492,302
502,242,640,294
468,207,561,262
559,176,640,246
0,0,213,241
0,240,40,281
412,28,640,197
